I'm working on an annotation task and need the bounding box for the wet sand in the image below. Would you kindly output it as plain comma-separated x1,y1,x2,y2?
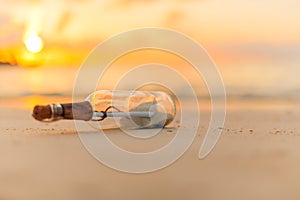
0,98,300,200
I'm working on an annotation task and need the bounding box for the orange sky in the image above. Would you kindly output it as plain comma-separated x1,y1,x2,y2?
0,0,300,97
1,0,300,44
0,0,300,66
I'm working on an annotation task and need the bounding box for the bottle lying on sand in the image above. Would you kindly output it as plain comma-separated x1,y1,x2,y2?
32,90,176,129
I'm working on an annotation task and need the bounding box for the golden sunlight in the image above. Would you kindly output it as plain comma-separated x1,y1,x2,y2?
24,32,44,53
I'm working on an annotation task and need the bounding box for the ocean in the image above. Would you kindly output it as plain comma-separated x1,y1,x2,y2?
0,63,299,99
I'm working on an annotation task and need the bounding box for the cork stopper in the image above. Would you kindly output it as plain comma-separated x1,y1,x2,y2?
32,101,93,122
32,104,52,121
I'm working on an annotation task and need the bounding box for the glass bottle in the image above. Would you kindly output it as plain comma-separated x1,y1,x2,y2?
32,90,176,129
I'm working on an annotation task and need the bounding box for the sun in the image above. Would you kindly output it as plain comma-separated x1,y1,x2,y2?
24,32,44,53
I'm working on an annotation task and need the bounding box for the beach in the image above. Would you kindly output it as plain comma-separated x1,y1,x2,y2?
1,97,300,200
1,0,300,199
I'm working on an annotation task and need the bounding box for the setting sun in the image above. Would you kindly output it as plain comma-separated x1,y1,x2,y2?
24,32,44,53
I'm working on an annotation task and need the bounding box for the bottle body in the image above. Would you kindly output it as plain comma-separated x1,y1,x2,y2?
86,90,176,129
32,90,176,129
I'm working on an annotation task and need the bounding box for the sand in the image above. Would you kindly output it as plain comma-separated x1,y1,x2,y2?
0,97,300,200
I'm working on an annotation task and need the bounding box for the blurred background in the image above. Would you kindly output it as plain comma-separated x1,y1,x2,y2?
0,0,300,100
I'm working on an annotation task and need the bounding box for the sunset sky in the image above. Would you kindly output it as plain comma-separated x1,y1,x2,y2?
1,0,299,46
0,0,300,97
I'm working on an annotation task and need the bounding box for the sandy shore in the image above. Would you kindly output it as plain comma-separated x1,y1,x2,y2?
0,97,300,200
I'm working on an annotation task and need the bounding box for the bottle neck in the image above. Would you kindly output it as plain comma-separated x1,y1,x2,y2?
32,101,93,122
